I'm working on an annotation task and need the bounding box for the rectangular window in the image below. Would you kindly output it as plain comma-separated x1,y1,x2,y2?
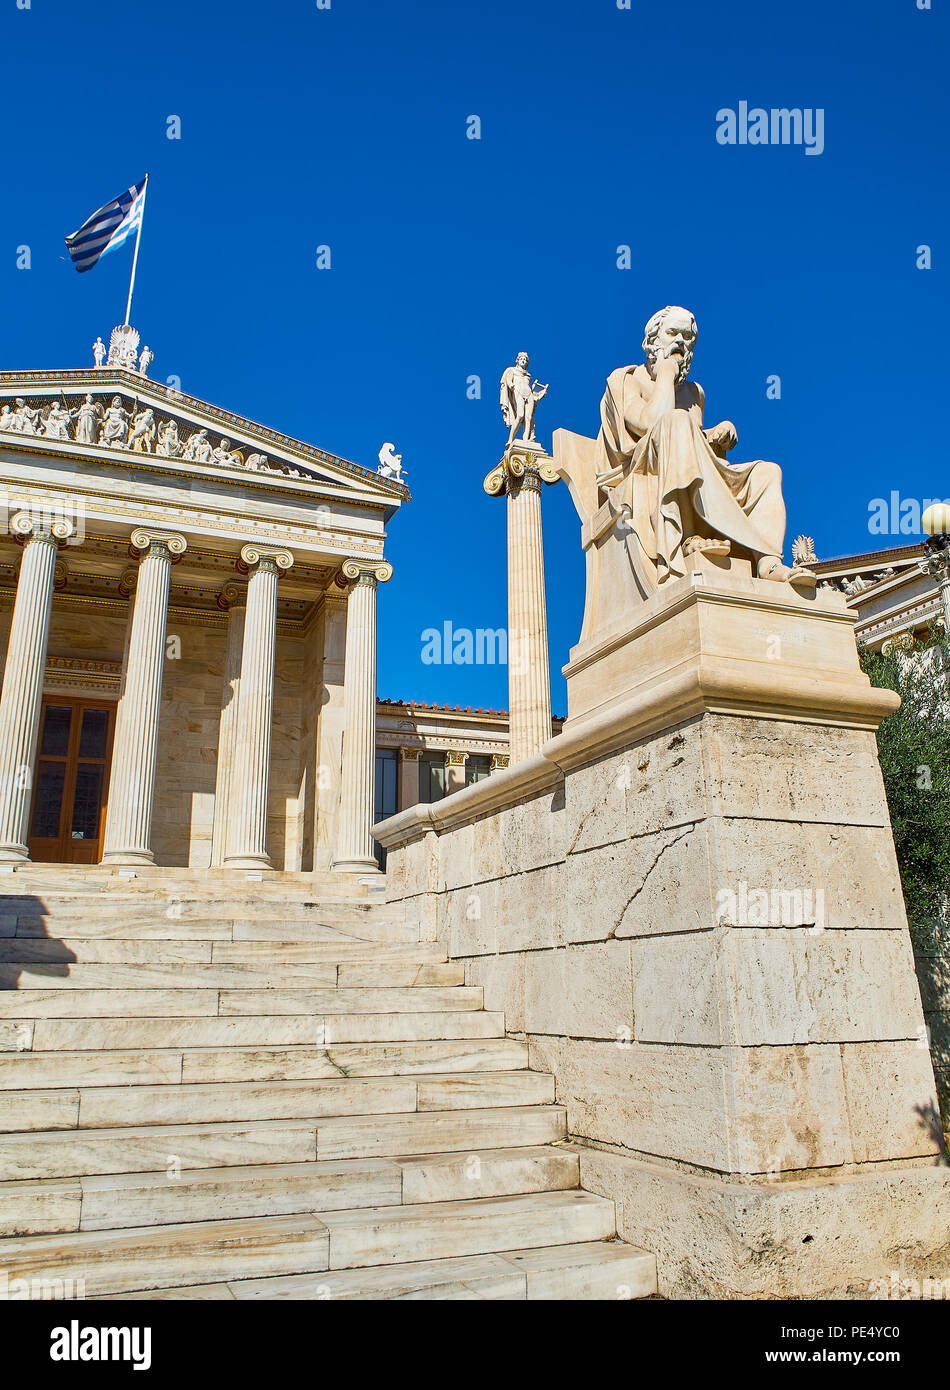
374,749,398,821
418,754,446,804
465,755,492,786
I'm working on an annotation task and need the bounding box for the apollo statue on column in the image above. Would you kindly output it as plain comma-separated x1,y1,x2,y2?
500,352,548,448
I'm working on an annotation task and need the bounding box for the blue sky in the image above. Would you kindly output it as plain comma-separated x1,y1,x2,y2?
3,0,946,712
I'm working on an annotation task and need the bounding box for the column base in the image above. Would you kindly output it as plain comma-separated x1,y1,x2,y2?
332,855,380,874
223,853,273,871
100,849,156,867
0,844,29,864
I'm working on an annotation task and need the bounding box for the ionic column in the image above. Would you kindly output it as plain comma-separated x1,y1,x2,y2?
224,545,293,870
484,442,559,765
102,528,187,865
333,559,393,872
445,749,468,795
398,745,421,811
489,752,510,775
211,581,246,867
0,515,74,863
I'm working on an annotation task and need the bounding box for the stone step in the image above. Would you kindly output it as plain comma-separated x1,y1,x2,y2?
113,1242,656,1301
0,940,212,964
1,960,462,989
0,1191,614,1295
0,1146,579,1236
10,916,418,944
0,939,444,966
0,1106,567,1179
0,1071,554,1132
2,898,398,922
0,1039,530,1089
0,985,483,1019
15,1011,506,1053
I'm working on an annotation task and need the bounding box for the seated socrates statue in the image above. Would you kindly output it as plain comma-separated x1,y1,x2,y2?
554,306,816,643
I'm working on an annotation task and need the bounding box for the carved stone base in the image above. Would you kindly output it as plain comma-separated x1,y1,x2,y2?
574,1146,950,1300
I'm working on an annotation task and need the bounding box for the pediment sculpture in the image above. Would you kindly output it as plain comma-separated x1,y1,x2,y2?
0,389,321,483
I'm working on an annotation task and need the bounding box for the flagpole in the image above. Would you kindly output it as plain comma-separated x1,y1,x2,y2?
123,175,148,326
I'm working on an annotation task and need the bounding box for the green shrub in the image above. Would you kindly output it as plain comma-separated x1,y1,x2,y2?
860,627,950,946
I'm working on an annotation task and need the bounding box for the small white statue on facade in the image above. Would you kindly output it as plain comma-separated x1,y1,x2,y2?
138,346,154,376
106,324,140,372
0,405,14,431
500,352,548,448
93,336,106,368
156,419,182,457
99,396,130,446
211,437,238,467
129,408,157,453
183,428,212,462
245,453,265,470
41,403,73,439
377,442,406,483
73,395,101,444
10,398,38,434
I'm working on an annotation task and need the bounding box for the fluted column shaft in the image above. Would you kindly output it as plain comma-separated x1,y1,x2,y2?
102,529,186,865
224,546,293,870
0,516,73,862
333,559,392,872
506,468,553,764
211,587,246,867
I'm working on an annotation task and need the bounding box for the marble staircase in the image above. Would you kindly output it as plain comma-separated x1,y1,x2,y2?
0,873,656,1300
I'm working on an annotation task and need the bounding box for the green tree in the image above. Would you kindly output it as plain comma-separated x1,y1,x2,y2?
861,627,950,942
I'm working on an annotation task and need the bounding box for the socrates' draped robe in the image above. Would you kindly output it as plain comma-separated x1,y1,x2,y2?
596,366,786,587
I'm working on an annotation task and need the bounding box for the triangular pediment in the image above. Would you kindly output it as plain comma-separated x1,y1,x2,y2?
0,367,408,510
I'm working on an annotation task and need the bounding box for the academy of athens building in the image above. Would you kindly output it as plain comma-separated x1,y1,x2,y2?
0,337,940,879
0,342,538,876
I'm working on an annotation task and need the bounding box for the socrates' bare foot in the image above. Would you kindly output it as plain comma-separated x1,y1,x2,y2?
758,555,818,591
683,536,731,558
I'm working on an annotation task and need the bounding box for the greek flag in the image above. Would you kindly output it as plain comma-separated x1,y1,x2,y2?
64,177,147,273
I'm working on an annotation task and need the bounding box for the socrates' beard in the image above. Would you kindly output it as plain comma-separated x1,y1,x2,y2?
647,343,693,383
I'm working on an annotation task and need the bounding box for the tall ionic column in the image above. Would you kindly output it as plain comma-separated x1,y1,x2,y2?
211,582,246,867
484,442,559,765
332,559,393,873
102,529,187,866
224,545,293,870
0,515,74,863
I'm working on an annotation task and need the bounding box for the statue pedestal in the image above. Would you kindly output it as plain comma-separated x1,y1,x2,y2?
562,568,879,729
554,572,950,1296
376,569,950,1296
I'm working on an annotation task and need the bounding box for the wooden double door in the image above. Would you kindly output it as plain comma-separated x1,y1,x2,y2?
28,698,116,864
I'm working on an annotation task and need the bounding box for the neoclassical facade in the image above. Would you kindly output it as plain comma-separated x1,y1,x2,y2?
0,354,406,874
813,541,949,650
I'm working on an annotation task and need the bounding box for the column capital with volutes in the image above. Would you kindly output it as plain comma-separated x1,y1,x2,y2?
238,543,294,576
10,513,75,546
340,558,393,588
483,441,559,498
129,528,187,562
